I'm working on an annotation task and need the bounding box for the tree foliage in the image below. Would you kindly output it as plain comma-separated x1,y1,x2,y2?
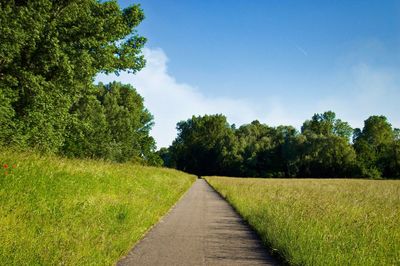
1,0,146,150
0,1,160,165
170,114,233,176
61,82,160,164
301,111,353,140
165,112,399,179
353,116,398,178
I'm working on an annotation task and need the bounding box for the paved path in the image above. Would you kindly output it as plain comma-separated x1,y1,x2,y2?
117,179,278,266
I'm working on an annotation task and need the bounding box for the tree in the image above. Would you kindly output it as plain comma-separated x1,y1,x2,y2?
387,132,400,178
158,147,174,167
298,111,357,177
353,116,397,178
233,121,279,177
62,82,160,164
302,111,353,140
0,89,15,145
297,134,357,178
0,0,146,152
169,114,234,176
273,125,299,177
62,90,111,159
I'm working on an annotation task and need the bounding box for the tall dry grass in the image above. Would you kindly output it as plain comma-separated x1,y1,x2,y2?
206,176,400,265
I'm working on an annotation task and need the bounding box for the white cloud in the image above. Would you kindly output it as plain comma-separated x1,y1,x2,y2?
316,63,400,129
97,47,400,148
97,48,263,148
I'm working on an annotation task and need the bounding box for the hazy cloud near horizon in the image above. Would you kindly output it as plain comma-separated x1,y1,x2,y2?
96,47,300,148
96,47,399,149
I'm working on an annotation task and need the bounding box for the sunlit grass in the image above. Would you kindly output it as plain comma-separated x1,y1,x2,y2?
206,176,400,266
0,150,195,265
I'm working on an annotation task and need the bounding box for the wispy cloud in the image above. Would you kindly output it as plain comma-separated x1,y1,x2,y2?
316,63,400,128
295,45,308,56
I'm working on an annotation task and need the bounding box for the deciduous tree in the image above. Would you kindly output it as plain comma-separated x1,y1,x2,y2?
0,0,146,151
354,116,397,178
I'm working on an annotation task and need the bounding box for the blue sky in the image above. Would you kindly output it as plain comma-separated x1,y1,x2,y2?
98,0,400,148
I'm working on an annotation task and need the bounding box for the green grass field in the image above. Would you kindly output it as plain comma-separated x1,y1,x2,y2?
0,150,195,265
206,176,400,266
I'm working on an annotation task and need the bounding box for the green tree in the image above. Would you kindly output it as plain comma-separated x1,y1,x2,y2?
0,0,146,152
63,82,160,164
169,114,234,176
62,90,111,159
219,122,297,178
297,134,357,178
388,130,400,178
298,111,357,177
0,89,15,145
353,116,396,178
158,147,174,167
302,111,353,140
273,125,299,177
234,121,276,177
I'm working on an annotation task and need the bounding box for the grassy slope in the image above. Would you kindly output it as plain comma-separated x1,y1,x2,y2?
206,176,400,266
0,150,195,265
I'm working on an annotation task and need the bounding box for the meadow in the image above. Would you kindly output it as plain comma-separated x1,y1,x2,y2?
0,150,195,265
206,176,400,266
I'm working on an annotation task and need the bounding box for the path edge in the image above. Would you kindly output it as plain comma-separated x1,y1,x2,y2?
203,176,288,266
115,177,197,265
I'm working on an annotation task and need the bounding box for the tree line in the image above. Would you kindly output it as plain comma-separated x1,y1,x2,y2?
0,1,161,165
159,112,400,179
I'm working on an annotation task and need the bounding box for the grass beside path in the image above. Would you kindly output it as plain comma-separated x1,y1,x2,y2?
0,150,196,265
206,176,400,266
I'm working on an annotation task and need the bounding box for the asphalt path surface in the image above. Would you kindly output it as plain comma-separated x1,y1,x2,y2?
117,179,278,265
